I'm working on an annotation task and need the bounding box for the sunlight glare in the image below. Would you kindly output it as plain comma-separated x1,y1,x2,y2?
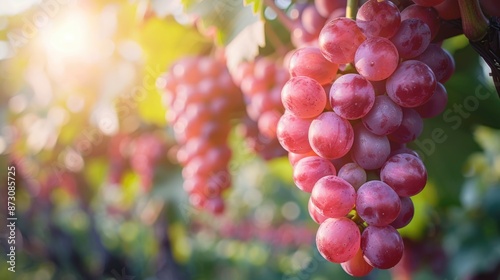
40,10,93,58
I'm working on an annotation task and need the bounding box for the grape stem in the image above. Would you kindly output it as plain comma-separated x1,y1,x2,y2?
346,0,359,20
457,0,489,42
263,0,297,32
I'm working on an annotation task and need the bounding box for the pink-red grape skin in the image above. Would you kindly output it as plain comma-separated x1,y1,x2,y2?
319,17,366,64
309,112,354,159
380,153,428,197
281,76,327,119
316,217,361,263
330,74,376,119
355,37,399,81
311,175,356,218
356,0,401,38
293,156,337,193
361,225,404,269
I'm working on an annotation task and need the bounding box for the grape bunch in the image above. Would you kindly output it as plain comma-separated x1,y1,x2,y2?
160,56,244,214
107,132,166,192
232,58,289,160
278,0,455,276
129,133,166,191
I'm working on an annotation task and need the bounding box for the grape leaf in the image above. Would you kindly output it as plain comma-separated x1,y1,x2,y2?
225,19,265,75
182,0,264,45
136,17,210,125
244,0,263,16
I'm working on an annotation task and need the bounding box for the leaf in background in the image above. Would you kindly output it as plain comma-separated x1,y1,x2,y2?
182,0,264,45
225,19,265,75
136,18,210,125
244,0,264,16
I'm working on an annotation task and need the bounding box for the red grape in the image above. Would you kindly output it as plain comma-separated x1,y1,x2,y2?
356,180,401,226
354,37,399,81
281,76,327,119
329,74,375,120
387,60,437,108
361,225,404,269
356,0,401,38
390,19,431,59
311,175,356,218
319,17,366,64
341,248,374,277
380,153,428,197
309,111,354,159
316,217,361,263
293,156,337,193
289,47,339,85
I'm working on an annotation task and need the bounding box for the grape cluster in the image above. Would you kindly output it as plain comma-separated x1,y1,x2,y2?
107,133,165,192
130,134,165,191
278,0,455,276
233,58,288,160
160,56,244,214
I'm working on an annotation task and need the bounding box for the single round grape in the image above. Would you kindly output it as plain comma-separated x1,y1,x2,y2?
388,108,423,144
357,180,401,226
356,0,401,38
387,60,436,108
390,19,431,59
311,175,356,218
319,17,366,64
414,82,448,118
281,76,327,119
361,225,404,269
330,74,375,120
362,95,403,136
380,153,428,197
401,4,440,40
390,196,415,229
277,111,313,154
338,162,367,190
316,217,361,263
354,37,399,81
301,5,327,35
289,47,339,85
351,124,391,170
293,156,337,193
415,44,455,83
309,111,354,159
341,247,374,277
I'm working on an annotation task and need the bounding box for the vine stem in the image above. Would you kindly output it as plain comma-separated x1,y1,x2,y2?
263,0,297,32
457,0,489,41
346,0,359,20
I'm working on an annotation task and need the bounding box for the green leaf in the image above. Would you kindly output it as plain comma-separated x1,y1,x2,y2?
244,0,264,16
182,0,264,46
225,19,265,75
136,18,211,125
